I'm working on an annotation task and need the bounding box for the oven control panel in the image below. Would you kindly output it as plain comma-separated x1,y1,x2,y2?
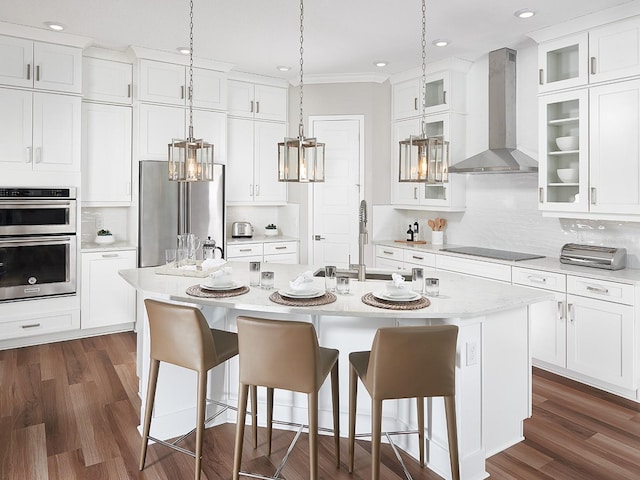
0,188,76,199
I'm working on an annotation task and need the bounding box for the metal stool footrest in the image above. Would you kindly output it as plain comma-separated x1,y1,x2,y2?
354,429,422,480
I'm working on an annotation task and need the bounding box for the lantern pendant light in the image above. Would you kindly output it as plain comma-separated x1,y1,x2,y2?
398,0,449,184
278,0,325,182
168,0,214,182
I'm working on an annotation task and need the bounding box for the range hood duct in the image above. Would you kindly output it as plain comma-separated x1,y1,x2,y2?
448,48,538,174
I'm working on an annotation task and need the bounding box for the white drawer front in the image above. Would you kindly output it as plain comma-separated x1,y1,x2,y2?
0,311,79,340
263,253,298,264
567,276,634,305
227,243,264,258
436,255,511,283
512,267,566,293
264,241,298,255
402,249,436,268
375,245,404,261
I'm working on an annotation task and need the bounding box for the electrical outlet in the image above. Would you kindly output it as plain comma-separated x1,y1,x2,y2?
466,341,479,366
95,214,104,230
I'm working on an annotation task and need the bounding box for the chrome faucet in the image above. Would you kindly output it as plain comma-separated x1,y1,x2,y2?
350,200,368,281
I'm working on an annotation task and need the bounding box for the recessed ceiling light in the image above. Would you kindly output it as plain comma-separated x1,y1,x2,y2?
514,8,535,19
44,21,65,31
277,65,291,72
432,39,449,47
374,61,388,68
177,47,191,55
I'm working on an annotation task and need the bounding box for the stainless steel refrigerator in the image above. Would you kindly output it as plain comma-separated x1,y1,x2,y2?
139,160,225,267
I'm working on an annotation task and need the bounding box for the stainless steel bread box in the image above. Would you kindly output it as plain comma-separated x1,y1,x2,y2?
560,243,627,270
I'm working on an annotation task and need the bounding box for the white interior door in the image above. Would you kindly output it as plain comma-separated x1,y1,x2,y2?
310,116,363,266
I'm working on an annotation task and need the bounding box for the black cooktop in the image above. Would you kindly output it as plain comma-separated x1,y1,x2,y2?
439,246,545,262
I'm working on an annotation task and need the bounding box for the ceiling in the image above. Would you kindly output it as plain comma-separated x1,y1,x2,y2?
1,0,638,80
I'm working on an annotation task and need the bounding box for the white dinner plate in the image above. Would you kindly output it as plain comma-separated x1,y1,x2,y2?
372,290,421,302
200,281,243,291
279,289,325,299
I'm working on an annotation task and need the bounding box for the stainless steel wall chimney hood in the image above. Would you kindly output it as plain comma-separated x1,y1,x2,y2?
448,48,538,174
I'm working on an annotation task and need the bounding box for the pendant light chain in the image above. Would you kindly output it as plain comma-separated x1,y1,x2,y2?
298,0,305,135
420,0,427,135
188,0,194,137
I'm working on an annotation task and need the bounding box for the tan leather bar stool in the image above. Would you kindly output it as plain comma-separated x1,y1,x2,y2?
232,316,340,480
348,325,460,480
140,299,243,480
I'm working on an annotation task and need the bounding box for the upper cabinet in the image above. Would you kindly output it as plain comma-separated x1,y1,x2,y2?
538,16,640,93
0,35,82,94
392,70,466,121
138,59,226,110
227,80,287,121
83,57,132,104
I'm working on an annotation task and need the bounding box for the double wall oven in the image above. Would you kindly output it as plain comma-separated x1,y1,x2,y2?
0,187,77,301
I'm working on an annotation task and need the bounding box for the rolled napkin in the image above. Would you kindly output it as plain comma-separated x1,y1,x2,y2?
201,258,227,271
208,266,233,286
289,270,315,291
386,273,409,295
391,273,405,287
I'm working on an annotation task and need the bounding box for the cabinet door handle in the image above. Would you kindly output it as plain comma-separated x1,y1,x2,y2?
256,101,260,113
442,91,447,104
414,187,418,200
26,147,32,163
127,84,132,98
26,63,31,80
557,301,564,321
414,97,418,110
255,184,260,196
590,187,597,205
586,285,609,294
101,253,120,258
21,323,41,329
539,68,544,85
539,187,544,203
250,100,254,113
36,65,40,82
590,57,597,75
568,303,575,323
35,147,42,164
528,275,547,284
181,86,185,99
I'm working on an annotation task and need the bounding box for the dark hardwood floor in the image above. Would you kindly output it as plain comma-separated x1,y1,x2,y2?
1,331,639,479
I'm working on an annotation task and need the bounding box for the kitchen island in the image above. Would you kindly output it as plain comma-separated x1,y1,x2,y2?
120,262,551,480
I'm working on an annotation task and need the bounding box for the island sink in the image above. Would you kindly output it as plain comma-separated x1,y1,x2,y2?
312,268,411,281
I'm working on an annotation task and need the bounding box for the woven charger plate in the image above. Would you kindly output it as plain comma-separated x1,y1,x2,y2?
361,292,430,310
269,291,337,306
186,284,250,298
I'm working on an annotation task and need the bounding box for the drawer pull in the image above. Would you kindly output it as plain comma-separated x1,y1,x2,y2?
528,275,547,284
274,246,287,250
101,253,120,258
412,255,424,260
383,250,395,255
586,285,609,294
21,323,41,329
239,248,252,252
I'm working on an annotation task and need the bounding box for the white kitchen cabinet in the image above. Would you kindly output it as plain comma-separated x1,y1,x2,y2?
538,89,589,212
227,117,286,204
402,249,436,270
512,267,567,368
374,245,407,271
227,80,287,122
82,102,132,205
138,103,227,164
138,59,226,110
0,88,81,172
0,308,79,341
538,16,640,93
589,79,640,214
0,35,82,93
391,114,466,210
81,250,137,329
83,57,132,104
392,71,465,121
392,78,422,120
435,255,511,283
263,241,299,264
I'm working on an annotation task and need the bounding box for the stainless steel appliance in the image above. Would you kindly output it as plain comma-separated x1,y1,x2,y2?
439,246,545,261
560,243,627,270
231,222,253,238
0,187,77,301
139,161,225,267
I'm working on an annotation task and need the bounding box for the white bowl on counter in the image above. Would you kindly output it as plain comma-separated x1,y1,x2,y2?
556,136,578,151
557,168,579,183
94,235,115,244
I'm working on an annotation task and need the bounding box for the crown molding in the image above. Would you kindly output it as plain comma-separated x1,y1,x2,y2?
128,45,235,72
0,21,92,48
291,72,389,85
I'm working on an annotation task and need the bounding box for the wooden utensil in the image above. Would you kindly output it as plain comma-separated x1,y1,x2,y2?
428,219,436,231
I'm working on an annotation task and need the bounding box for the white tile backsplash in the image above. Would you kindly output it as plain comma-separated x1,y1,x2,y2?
226,204,300,238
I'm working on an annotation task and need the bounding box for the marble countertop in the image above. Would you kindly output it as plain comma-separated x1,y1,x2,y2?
227,235,299,245
119,261,551,319
81,241,137,253
376,240,640,284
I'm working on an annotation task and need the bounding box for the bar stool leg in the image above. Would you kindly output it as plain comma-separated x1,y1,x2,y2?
371,399,383,480
444,395,460,480
331,362,340,467
348,363,357,473
233,383,250,480
250,385,258,449
266,387,274,455
308,392,319,480
417,396,425,467
194,371,207,480
139,359,160,471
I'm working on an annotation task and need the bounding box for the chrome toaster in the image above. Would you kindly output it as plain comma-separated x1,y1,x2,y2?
231,221,253,238
560,243,627,270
